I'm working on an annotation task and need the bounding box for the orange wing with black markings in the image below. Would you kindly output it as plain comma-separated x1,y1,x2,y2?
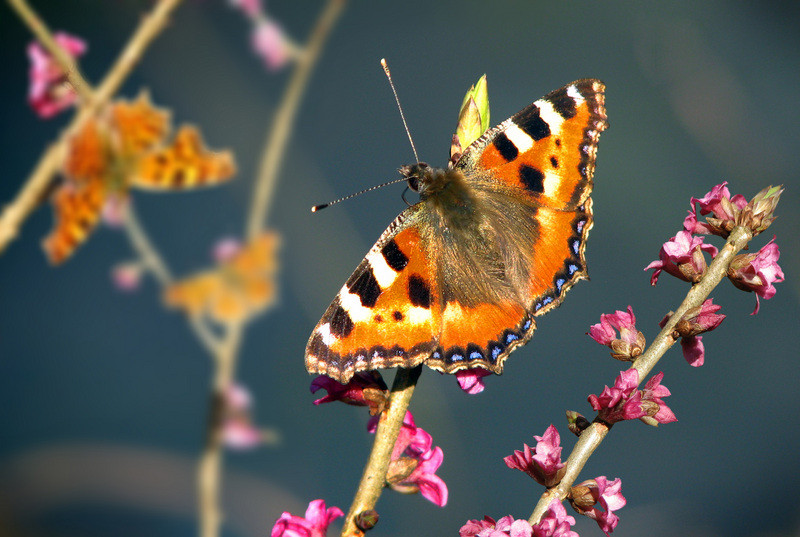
306,79,607,384
133,126,236,190
43,92,237,264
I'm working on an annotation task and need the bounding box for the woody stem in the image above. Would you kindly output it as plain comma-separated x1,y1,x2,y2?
340,365,422,537
529,225,753,525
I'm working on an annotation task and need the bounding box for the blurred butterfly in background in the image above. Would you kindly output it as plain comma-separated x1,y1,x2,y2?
44,92,236,264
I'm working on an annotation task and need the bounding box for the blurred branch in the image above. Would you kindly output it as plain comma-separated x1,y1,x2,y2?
528,225,754,525
0,0,184,256
246,0,347,239
199,322,244,537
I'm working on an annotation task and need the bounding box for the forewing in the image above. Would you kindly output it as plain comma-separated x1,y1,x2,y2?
457,79,607,211
306,206,442,384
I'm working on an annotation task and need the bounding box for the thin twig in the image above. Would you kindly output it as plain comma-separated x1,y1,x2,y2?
528,225,754,525
198,322,244,537
245,0,347,239
341,366,422,537
0,0,184,255
7,0,93,101
122,205,173,285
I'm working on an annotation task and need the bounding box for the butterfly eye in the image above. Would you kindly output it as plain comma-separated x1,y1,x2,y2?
401,162,429,193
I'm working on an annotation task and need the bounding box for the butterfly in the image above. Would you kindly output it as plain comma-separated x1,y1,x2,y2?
164,232,281,325
306,79,607,384
43,92,236,264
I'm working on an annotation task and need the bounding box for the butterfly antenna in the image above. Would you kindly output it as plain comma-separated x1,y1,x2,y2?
311,176,408,212
381,58,420,164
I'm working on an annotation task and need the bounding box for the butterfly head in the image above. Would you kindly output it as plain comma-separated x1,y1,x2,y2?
400,161,458,200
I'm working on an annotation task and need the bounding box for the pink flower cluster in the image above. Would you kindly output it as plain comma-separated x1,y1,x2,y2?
660,299,726,366
271,499,343,537
27,31,86,118
504,425,565,488
570,477,626,535
588,369,676,426
460,500,579,537
229,0,294,71
368,411,448,507
587,306,645,361
646,183,784,314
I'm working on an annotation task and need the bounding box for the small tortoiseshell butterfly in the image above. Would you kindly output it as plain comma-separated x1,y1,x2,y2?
306,79,607,384
44,92,236,264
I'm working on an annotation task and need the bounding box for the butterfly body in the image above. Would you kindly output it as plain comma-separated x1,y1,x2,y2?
306,79,607,384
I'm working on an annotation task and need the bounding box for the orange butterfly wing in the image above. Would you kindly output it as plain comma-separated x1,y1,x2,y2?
108,92,170,158
43,119,109,264
133,126,236,190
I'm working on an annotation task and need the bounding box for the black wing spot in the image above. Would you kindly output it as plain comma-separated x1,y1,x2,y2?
493,132,519,162
550,156,559,168
547,87,578,119
381,239,408,272
393,310,404,321
519,164,545,193
408,274,432,309
347,268,381,307
515,105,551,141
330,305,354,338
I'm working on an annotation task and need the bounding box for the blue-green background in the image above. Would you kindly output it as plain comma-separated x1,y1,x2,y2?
1,1,799,536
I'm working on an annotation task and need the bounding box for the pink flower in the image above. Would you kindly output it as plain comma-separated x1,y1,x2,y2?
641,372,677,424
587,306,645,361
683,182,748,238
101,193,129,227
111,262,143,292
588,370,675,425
229,0,261,18
661,299,726,366
691,182,747,222
460,515,534,537
27,32,87,118
532,500,579,537
369,411,448,506
728,237,784,315
222,384,264,450
504,425,565,487
645,230,718,285
271,499,343,537
571,477,626,535
212,236,243,263
456,368,492,394
311,372,389,414
252,18,292,70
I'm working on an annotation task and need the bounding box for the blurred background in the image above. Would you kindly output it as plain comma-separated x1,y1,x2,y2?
1,1,799,536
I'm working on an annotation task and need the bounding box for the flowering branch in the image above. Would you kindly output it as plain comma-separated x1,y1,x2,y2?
340,366,422,537
0,0,184,255
529,223,754,526
245,0,347,238
7,0,93,102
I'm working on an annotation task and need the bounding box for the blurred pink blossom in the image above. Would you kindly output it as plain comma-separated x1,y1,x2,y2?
252,18,292,70
27,31,87,118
